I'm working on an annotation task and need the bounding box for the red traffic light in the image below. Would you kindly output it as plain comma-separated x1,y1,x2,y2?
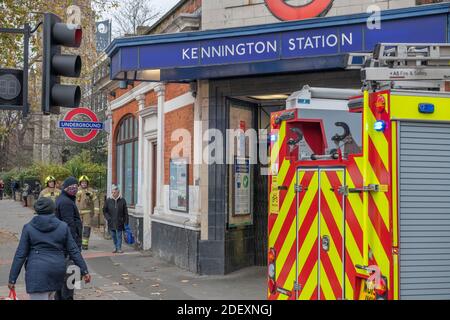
42,13,83,114
53,23,82,48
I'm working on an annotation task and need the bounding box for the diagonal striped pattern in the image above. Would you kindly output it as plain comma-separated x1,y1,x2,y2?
362,92,392,297
268,91,393,299
319,170,345,300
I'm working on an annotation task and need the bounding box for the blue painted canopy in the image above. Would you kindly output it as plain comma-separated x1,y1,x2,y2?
106,3,450,82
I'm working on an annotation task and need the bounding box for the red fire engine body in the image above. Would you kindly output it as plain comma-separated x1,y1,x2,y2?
267,44,450,300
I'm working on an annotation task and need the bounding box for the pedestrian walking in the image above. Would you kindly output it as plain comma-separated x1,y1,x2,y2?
22,183,30,207
54,176,83,300
103,185,129,254
0,179,4,200
7,197,91,300
11,179,19,201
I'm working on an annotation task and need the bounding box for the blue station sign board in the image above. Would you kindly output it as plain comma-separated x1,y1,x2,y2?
108,4,449,81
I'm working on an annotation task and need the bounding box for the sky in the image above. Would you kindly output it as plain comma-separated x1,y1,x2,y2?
97,0,181,38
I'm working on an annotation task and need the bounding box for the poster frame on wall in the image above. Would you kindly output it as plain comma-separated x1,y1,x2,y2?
169,157,189,213
231,156,252,218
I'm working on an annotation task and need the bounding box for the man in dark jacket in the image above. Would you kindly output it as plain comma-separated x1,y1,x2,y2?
54,176,83,300
8,197,91,300
103,185,129,254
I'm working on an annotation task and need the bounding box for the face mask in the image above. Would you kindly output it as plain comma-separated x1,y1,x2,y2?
66,186,78,196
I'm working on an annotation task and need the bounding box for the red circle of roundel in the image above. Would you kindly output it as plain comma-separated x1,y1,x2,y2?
265,0,334,21
63,107,100,144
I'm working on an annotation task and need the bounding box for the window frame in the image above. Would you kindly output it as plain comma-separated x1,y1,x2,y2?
116,114,138,206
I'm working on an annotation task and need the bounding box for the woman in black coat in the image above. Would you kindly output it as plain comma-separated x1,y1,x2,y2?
8,197,91,300
103,185,129,254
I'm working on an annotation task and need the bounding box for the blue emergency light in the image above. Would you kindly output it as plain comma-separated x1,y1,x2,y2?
418,103,435,114
270,134,278,142
374,120,386,132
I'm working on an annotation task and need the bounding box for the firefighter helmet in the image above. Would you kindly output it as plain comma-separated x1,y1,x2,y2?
78,175,90,184
44,176,56,185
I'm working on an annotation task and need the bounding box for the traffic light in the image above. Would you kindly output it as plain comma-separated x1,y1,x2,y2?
0,69,23,108
42,13,82,115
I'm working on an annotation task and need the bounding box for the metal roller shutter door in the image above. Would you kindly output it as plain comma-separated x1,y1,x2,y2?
399,121,450,300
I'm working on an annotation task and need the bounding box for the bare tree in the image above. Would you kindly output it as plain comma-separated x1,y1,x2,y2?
112,0,161,36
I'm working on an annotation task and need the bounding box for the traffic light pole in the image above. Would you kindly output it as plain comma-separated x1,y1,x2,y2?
23,24,30,117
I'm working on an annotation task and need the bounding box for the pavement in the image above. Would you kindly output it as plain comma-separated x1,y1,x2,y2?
0,199,266,300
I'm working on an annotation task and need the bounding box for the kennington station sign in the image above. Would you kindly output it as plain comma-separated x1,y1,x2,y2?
116,14,446,71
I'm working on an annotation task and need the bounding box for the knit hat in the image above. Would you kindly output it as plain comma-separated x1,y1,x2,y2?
62,176,78,189
34,197,55,215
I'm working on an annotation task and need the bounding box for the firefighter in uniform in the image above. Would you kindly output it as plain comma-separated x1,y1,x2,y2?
39,176,61,203
76,175,98,250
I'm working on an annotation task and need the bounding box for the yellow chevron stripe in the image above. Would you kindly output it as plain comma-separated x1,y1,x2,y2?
345,275,354,300
298,171,319,222
282,176,320,300
345,170,365,263
300,263,318,300
270,122,286,168
367,109,389,170
297,215,319,271
320,219,343,298
345,220,363,265
320,263,336,300
367,220,390,280
277,159,290,186
268,160,296,247
320,173,344,234
298,215,319,294
345,172,364,224
273,178,297,276
360,160,390,230
278,172,318,274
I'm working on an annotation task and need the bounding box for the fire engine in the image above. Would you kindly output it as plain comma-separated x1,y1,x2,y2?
268,43,450,300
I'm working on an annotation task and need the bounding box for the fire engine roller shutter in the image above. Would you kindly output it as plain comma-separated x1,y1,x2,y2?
399,121,450,300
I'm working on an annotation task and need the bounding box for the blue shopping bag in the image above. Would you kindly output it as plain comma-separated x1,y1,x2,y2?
124,224,135,244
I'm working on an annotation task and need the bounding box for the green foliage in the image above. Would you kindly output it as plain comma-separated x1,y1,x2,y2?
3,150,107,193
64,150,107,193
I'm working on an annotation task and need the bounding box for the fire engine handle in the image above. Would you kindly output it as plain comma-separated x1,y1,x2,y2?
331,122,351,143
311,153,339,161
275,111,296,124
287,128,303,146
355,264,377,273
349,184,380,193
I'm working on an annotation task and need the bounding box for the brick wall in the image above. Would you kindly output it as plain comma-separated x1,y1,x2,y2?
202,0,418,30
150,0,202,35
164,104,195,185
146,90,158,106
165,83,191,101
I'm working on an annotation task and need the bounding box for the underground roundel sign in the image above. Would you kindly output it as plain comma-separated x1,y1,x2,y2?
265,0,334,21
58,108,104,144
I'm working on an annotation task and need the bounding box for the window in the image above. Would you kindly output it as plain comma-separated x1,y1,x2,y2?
116,115,138,206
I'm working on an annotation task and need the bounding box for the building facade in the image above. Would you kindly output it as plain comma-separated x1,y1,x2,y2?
106,0,450,274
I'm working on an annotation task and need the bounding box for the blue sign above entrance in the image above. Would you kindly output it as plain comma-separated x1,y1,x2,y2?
107,4,450,81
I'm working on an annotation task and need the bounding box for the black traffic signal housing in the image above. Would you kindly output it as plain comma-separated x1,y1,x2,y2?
0,69,23,108
42,13,82,115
